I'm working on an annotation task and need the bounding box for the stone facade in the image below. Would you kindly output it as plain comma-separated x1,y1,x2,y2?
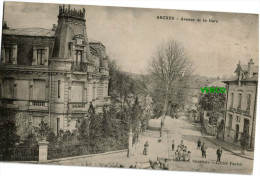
0,5,110,135
223,59,258,149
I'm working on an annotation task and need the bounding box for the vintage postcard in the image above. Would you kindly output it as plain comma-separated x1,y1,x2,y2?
0,1,258,175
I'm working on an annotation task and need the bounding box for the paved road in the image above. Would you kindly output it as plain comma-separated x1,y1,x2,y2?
165,115,253,174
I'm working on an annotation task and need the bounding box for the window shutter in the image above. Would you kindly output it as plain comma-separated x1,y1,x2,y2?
12,45,17,64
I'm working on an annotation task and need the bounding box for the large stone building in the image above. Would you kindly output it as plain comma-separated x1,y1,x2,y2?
223,59,258,149
0,5,110,134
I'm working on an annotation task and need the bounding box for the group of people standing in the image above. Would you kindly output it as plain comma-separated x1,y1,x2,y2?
172,140,191,161
197,139,223,163
144,138,223,163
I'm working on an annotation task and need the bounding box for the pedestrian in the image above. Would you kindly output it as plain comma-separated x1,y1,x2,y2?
183,149,187,161
177,144,181,151
201,142,204,158
176,145,182,161
187,151,191,162
172,140,175,151
143,141,149,155
197,139,201,150
163,159,169,170
216,146,223,163
201,142,207,159
181,140,184,149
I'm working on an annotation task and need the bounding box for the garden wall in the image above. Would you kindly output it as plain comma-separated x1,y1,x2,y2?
46,149,128,166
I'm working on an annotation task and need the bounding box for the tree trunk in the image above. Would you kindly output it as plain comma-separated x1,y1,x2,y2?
160,98,168,137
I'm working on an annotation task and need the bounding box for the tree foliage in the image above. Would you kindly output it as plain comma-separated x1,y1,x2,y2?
198,90,226,125
148,40,192,136
0,102,20,160
198,90,226,113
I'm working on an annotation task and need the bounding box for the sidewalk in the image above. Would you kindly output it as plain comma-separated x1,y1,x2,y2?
192,122,254,160
82,119,169,168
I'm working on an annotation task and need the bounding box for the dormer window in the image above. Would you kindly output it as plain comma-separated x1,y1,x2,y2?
32,46,49,66
5,47,13,63
1,45,17,64
73,34,84,45
74,50,82,65
37,49,44,65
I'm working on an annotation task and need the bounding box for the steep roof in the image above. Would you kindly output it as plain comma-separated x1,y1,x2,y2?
206,79,225,87
241,73,258,82
222,76,238,83
88,38,106,48
235,64,258,74
2,28,55,37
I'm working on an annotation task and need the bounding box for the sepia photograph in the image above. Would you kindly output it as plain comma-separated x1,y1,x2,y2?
0,1,259,175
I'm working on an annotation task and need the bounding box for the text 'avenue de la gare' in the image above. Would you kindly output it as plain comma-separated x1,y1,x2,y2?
156,16,218,23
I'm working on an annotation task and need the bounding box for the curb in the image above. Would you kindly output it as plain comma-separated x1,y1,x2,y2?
191,121,254,161
201,133,254,161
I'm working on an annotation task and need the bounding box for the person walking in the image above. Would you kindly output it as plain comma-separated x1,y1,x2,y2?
143,141,149,155
216,146,223,163
172,140,175,151
197,139,201,150
201,142,207,159
201,142,205,158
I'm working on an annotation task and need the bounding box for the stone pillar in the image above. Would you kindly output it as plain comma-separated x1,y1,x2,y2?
38,140,49,163
1,46,5,64
127,128,133,158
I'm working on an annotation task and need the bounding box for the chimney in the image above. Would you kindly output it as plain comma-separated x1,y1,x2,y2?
247,59,254,78
2,21,9,29
236,60,241,79
51,24,57,31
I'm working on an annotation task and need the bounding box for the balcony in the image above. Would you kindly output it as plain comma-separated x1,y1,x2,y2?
0,98,49,111
242,110,251,116
229,106,251,117
229,107,236,112
236,107,242,114
68,102,88,112
71,62,87,72
99,67,109,76
0,98,17,108
28,100,49,111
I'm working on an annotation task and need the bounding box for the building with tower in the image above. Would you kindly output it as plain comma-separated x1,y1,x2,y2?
0,5,110,135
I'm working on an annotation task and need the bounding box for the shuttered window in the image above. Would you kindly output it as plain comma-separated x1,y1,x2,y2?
33,80,46,100
71,82,84,102
16,80,29,100
2,78,14,98
5,47,13,63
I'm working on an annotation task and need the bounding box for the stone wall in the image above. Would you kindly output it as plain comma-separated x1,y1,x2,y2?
46,149,127,166
203,119,217,136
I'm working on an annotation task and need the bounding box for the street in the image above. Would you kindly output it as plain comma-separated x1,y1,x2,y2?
79,114,254,174
165,115,253,174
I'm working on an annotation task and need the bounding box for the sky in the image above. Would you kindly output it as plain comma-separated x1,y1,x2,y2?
3,1,259,78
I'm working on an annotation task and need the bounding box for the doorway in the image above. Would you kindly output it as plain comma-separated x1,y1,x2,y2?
235,124,239,142
243,119,249,134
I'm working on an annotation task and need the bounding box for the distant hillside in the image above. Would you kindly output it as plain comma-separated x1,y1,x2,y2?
121,72,217,89
184,75,217,89
122,71,144,80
